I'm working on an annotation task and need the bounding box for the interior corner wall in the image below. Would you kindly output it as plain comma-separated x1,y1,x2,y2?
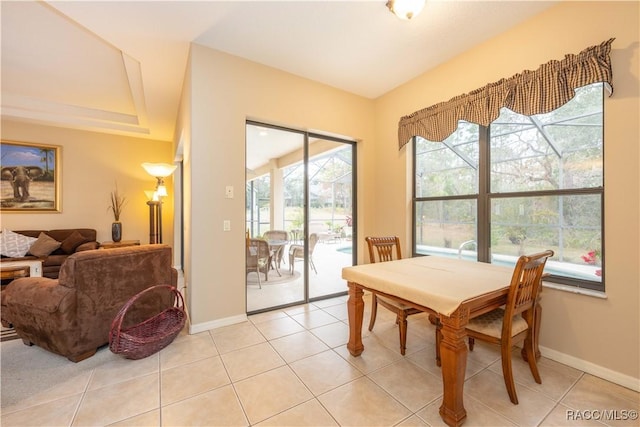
185,44,375,327
174,47,193,309
374,1,639,385
1,120,175,248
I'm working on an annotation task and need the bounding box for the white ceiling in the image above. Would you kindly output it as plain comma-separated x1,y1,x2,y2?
1,1,557,143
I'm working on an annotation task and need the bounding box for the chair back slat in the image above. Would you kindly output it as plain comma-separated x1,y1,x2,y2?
365,236,402,263
264,230,288,241
502,250,554,337
309,233,319,252
247,238,270,263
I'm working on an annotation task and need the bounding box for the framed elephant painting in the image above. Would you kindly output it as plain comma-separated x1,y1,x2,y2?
0,140,61,212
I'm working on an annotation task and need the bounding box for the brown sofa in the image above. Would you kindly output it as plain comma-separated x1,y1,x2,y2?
1,229,99,279
1,244,178,362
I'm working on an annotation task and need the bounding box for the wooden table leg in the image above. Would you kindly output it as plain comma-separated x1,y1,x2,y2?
439,309,469,427
347,282,364,357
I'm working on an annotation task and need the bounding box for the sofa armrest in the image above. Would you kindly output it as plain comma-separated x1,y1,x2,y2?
2,277,73,314
76,242,99,252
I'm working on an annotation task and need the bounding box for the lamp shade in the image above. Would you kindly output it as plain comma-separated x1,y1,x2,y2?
141,162,177,177
144,190,159,201
156,185,168,198
387,0,425,20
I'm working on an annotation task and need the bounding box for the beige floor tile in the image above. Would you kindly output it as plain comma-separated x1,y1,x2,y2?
369,320,431,356
159,333,218,370
161,384,248,426
464,369,556,426
210,321,266,354
255,398,339,426
416,394,517,426
560,374,640,427
0,394,80,427
318,376,411,426
253,316,306,340
311,295,348,309
406,314,436,337
0,366,93,414
370,312,434,344
284,303,319,316
290,309,341,329
107,409,160,426
368,358,443,411
466,340,502,366
290,349,363,395
89,353,159,390
564,373,640,406
234,365,313,425
321,302,349,321
220,341,285,382
73,373,159,426
396,414,430,426
334,335,404,374
4,301,629,427
171,328,208,344
309,320,351,348
539,403,607,426
406,347,489,380
248,309,288,324
488,352,582,401
161,355,231,405
269,330,330,363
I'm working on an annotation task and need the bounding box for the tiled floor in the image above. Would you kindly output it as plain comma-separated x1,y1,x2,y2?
1,294,639,426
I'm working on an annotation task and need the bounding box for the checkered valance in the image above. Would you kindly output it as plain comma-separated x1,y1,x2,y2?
398,38,615,149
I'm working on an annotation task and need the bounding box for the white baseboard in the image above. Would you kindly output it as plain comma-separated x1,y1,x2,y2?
540,345,640,392
189,314,248,335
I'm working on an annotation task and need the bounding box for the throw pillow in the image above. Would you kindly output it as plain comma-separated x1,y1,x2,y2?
60,230,89,254
0,229,38,258
28,232,62,257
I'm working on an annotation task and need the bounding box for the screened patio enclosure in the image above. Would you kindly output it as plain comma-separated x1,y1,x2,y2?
413,83,604,288
246,122,355,313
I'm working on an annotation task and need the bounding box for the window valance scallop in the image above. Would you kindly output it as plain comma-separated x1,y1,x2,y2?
397,38,615,149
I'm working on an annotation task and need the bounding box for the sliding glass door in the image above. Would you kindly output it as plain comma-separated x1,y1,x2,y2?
307,138,354,300
246,122,355,313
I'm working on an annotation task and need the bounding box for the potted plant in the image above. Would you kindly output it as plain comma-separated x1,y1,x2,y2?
108,183,127,242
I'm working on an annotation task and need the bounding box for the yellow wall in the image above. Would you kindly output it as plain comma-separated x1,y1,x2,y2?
180,45,375,327
374,1,639,385
1,120,176,249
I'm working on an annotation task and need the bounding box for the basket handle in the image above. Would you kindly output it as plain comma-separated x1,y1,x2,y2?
110,285,184,341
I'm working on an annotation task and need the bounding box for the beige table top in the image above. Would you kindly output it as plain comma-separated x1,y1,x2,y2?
342,256,514,316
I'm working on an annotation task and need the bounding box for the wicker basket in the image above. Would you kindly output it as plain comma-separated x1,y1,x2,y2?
109,285,186,360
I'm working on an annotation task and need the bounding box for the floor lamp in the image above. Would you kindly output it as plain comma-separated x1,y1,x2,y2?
142,162,177,244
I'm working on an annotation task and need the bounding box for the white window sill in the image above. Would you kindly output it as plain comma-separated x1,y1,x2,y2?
542,281,607,299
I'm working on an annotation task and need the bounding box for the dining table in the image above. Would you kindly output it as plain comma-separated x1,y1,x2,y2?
266,239,288,274
342,256,520,427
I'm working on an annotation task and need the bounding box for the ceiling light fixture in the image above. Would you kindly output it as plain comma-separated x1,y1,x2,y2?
386,0,425,20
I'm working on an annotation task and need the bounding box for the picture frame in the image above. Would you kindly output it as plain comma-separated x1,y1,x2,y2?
1,140,61,212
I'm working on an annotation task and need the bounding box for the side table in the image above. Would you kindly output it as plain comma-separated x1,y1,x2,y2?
0,260,43,278
1,260,43,288
100,240,141,249
1,265,30,282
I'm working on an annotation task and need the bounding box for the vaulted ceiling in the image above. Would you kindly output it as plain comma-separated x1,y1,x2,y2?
1,1,556,142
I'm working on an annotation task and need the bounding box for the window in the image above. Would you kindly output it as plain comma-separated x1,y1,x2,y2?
413,83,604,290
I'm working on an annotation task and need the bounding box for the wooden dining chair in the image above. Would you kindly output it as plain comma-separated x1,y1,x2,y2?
365,236,424,355
439,250,554,404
